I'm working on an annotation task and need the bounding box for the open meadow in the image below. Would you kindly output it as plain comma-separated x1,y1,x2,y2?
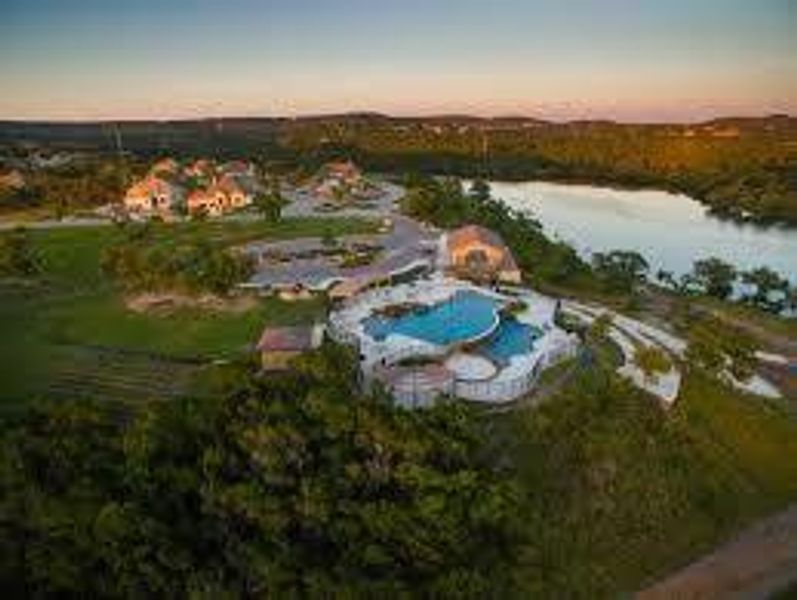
0,217,375,410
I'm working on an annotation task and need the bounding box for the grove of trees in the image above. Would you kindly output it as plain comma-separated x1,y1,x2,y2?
0,343,522,597
101,226,254,295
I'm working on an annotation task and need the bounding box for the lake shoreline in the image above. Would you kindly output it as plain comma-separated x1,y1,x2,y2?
488,180,797,287
478,175,797,229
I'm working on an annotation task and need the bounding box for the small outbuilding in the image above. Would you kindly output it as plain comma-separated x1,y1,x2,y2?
256,324,325,370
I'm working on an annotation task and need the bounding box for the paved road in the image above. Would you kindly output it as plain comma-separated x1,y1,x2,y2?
243,214,440,290
637,503,797,600
0,216,112,230
0,180,405,231
281,181,404,219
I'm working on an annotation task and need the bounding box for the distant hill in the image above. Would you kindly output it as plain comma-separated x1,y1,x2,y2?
1,113,794,149
1,113,795,223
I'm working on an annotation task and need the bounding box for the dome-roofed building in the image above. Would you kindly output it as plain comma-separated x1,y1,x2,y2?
443,224,521,284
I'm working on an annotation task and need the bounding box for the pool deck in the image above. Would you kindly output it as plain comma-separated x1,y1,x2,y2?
330,275,579,405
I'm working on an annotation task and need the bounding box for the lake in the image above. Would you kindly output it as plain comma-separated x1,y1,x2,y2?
489,181,797,286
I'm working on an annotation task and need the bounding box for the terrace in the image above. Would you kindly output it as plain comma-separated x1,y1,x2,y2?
329,274,578,406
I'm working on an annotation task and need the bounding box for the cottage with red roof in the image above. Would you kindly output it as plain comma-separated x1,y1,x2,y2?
149,157,180,176
124,175,185,218
312,160,365,198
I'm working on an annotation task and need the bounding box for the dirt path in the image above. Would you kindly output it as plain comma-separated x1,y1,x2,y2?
637,503,797,600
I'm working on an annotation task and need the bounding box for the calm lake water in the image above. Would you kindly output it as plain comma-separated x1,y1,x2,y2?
489,181,797,285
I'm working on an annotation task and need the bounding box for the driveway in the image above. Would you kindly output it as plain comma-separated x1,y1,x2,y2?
281,181,404,220
242,214,440,290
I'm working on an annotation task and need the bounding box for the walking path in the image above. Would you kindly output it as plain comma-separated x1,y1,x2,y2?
637,503,797,600
561,300,783,404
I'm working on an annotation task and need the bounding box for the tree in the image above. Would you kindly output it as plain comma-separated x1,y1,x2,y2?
634,346,671,383
0,226,42,276
586,313,613,346
255,178,288,222
741,266,789,312
0,344,522,596
691,257,736,299
685,315,758,381
468,178,491,202
787,286,797,313
655,269,676,290
101,237,254,295
320,230,338,249
592,250,649,293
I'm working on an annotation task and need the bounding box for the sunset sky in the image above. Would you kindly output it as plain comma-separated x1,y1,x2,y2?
1,0,795,122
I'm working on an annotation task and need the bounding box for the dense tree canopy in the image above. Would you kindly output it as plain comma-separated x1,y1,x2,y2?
685,315,759,381
741,266,790,313
691,257,737,300
592,250,649,294
0,343,522,597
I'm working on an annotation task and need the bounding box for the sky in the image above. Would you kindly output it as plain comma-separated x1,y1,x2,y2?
0,0,795,122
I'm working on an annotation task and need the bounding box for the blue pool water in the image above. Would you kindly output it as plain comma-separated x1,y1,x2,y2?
480,317,541,365
364,290,500,345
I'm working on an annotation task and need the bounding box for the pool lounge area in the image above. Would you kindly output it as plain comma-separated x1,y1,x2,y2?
328,275,578,406
363,289,501,345
481,318,542,366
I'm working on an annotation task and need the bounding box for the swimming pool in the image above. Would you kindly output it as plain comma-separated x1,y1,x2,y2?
480,317,541,365
363,290,501,345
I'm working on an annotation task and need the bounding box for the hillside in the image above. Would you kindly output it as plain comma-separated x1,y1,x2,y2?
2,114,796,223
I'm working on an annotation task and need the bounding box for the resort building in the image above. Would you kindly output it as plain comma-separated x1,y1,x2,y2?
442,225,522,284
312,160,366,198
186,177,253,217
217,174,255,208
184,158,214,180
124,157,258,219
256,324,325,371
220,160,256,177
186,189,223,217
0,169,25,190
123,176,185,218
150,157,180,177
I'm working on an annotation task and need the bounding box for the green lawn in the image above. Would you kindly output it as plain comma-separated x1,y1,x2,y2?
494,368,797,597
0,217,373,406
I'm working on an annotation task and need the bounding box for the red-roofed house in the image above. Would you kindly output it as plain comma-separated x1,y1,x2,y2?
220,160,255,177
187,189,224,217
187,176,253,217
256,324,325,370
150,157,180,176
217,174,253,209
185,159,214,180
124,176,185,218
313,160,364,198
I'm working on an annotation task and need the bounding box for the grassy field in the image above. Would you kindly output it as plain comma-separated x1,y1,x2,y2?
495,366,797,597
0,217,374,407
